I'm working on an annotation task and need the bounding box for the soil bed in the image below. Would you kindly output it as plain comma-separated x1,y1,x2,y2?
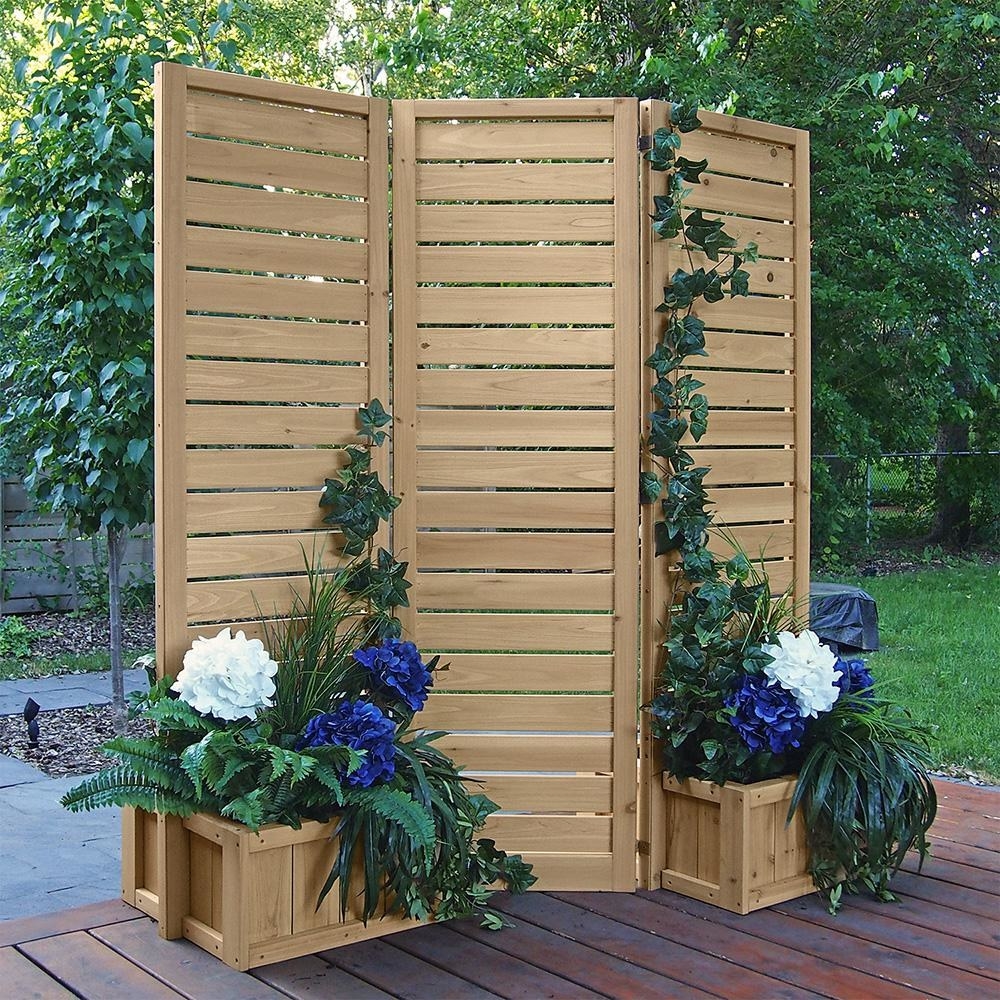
0,704,153,777
21,608,155,659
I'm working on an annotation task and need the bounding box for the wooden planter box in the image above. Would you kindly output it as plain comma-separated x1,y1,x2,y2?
122,807,416,970
660,774,815,914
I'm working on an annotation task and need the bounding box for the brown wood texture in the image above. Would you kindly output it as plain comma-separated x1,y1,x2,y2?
11,784,1000,1000
154,65,388,674
391,97,640,891
637,100,810,888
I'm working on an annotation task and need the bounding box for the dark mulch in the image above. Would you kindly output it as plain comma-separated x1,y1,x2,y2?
0,704,153,777
20,609,155,659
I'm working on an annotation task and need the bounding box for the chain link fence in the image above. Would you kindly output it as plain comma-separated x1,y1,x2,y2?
814,451,1000,549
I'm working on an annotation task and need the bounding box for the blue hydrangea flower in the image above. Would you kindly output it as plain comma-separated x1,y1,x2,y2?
298,700,396,788
834,657,875,698
353,638,433,712
725,674,807,756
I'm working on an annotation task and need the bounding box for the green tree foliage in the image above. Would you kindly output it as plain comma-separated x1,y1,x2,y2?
327,0,999,550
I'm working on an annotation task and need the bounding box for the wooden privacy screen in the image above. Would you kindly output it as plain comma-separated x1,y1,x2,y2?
152,65,811,900
638,101,811,888
391,98,640,892
154,63,388,673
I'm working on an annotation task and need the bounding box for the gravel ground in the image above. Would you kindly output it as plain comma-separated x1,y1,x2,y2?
22,608,155,659
0,704,153,777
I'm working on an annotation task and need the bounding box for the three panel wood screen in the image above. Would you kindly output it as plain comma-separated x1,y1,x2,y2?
154,64,810,895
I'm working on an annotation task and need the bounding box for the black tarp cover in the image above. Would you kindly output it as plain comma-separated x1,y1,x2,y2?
809,582,880,653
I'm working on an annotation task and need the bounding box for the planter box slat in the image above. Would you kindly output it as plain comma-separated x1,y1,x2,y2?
123,807,418,970
661,774,815,914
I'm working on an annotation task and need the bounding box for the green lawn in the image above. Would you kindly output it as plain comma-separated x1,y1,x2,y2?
0,649,148,681
843,561,1000,781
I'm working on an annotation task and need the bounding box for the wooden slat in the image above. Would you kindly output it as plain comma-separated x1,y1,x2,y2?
709,523,795,560
417,162,614,201
186,530,343,579
416,532,613,571
684,410,794,447
186,316,368,362
416,369,614,406
483,815,613,853
793,130,812,611
430,652,613,691
19,931,181,1000
684,170,794,221
648,242,795,296
708,485,795,523
686,331,794,372
514,855,615,892
415,327,614,365
187,136,367,198
465,773,614,811
611,95,641,891
417,286,613,325
186,65,370,116
187,490,324,535
417,491,613,529
187,90,368,157
431,733,613,771
694,448,796,486
419,693,613,731
417,451,613,488
186,449,348,489
412,97,617,118
185,360,367,404
417,409,613,447
186,181,367,238
186,271,367,322
185,226,367,281
417,205,614,242
413,566,611,616
417,245,614,283
678,129,795,183
416,612,614,651
681,370,794,408
185,405,359,445
690,215,794,258
693,295,794,334
155,61,190,686
0,945,77,998
187,573,334,623
416,121,615,159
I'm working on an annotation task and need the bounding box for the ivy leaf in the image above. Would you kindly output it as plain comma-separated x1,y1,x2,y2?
730,268,751,297
646,126,681,171
675,156,709,183
670,101,702,133
640,472,662,504
358,397,392,445
683,209,739,261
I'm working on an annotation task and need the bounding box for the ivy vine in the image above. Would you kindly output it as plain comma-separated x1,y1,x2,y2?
319,399,411,640
640,103,759,585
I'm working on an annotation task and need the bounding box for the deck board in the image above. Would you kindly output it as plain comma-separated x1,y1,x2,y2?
1,778,996,999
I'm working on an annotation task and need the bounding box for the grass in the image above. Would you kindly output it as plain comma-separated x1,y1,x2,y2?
844,560,1000,781
0,649,150,682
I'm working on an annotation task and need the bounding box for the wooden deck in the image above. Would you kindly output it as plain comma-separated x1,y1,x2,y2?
3,779,997,999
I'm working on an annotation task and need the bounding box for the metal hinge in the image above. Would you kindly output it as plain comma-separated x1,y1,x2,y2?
637,839,650,857
637,134,652,152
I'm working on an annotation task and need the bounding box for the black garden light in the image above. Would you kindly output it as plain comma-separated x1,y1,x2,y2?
23,697,40,747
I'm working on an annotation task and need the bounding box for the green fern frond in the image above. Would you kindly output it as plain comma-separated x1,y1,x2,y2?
221,789,265,830
61,766,196,816
101,738,194,796
347,786,436,870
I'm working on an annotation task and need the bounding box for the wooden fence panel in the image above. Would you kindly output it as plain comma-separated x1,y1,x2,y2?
637,102,811,888
391,98,640,891
0,479,152,614
153,64,389,677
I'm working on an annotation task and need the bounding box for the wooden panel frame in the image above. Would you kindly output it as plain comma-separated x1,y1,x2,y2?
637,101,811,889
392,97,639,892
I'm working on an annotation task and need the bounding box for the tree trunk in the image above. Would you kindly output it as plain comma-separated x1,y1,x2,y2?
107,525,127,735
929,422,972,548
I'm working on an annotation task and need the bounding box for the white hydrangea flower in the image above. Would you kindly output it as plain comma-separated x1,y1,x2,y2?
761,629,842,718
172,628,279,721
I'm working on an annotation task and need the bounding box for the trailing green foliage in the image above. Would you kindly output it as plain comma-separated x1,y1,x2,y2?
790,699,937,911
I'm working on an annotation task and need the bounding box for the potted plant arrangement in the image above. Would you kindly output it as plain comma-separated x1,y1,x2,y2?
62,401,535,969
641,107,936,915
